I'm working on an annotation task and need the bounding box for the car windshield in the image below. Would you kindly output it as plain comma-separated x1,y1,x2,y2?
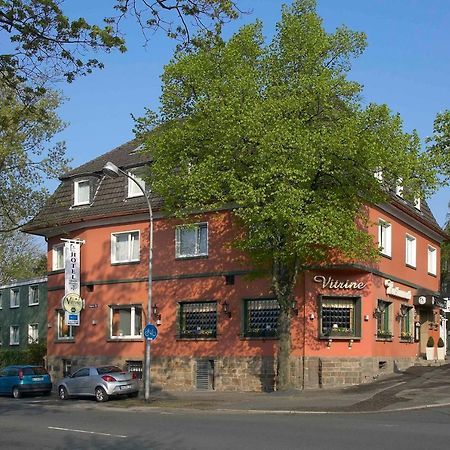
22,367,48,375
96,366,123,375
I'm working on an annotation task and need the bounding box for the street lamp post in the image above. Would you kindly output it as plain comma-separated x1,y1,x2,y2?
102,161,153,402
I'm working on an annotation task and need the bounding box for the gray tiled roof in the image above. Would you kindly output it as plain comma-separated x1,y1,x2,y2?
23,140,161,235
23,139,446,239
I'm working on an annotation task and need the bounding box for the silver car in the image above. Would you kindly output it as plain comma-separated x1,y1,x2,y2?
58,366,139,402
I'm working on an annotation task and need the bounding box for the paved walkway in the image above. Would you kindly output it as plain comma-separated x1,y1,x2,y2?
104,363,450,414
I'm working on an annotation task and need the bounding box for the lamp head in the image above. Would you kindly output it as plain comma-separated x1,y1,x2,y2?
102,161,121,178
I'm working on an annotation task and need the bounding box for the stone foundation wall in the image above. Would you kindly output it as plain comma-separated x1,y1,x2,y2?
47,354,417,392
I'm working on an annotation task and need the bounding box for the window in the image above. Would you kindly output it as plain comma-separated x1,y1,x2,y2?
127,170,145,198
111,231,140,263
374,169,383,182
400,306,413,341
395,178,403,197
179,301,217,338
243,299,280,338
320,296,361,338
110,305,142,338
57,310,75,340
405,234,416,267
10,326,19,345
376,300,392,339
52,244,65,271
10,289,19,308
176,223,208,258
29,285,39,306
428,245,437,276
378,220,392,257
74,179,90,205
414,197,421,210
28,323,39,343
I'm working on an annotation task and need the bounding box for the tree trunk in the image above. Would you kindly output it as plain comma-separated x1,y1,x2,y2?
272,256,299,391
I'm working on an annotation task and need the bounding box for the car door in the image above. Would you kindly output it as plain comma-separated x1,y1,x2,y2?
0,368,18,394
67,368,91,395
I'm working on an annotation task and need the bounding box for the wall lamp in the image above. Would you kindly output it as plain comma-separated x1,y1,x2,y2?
373,302,386,319
396,304,408,321
152,304,162,326
222,301,232,318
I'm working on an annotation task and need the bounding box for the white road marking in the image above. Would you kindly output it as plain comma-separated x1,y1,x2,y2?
48,426,127,438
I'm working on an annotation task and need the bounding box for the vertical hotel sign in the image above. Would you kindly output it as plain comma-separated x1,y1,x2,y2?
62,239,85,326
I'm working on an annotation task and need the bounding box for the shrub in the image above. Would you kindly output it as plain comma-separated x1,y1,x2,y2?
427,336,435,347
438,337,445,348
0,342,46,367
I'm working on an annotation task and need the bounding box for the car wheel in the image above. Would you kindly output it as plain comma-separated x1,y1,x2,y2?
12,387,21,399
58,386,69,400
95,387,108,402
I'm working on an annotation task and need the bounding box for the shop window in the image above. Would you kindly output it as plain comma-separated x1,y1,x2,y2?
179,301,217,338
320,296,361,339
175,223,208,258
111,231,140,263
110,305,142,338
57,310,75,340
378,220,392,257
10,289,19,308
405,234,416,268
10,325,19,345
376,300,392,340
243,298,280,338
29,285,39,306
28,323,39,344
400,306,413,341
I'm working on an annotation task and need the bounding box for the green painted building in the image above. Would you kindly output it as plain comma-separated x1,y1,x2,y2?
0,277,47,349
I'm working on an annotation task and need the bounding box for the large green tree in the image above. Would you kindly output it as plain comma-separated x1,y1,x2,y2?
137,0,450,389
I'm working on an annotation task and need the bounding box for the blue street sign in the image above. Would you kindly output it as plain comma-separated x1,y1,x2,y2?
144,323,158,341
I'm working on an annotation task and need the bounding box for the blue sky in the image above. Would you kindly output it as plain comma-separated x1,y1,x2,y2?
57,0,450,226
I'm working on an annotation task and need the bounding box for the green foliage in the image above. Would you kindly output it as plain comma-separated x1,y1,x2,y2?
0,342,47,367
137,0,450,389
427,336,435,347
438,337,445,348
0,79,70,231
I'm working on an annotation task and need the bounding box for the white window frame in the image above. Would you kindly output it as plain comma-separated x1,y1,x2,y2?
10,289,19,308
378,220,392,257
28,323,39,344
73,179,90,206
57,310,75,340
405,234,417,268
175,223,208,258
428,245,437,276
110,305,142,339
10,325,19,345
111,230,140,264
127,170,146,198
52,243,65,271
28,285,39,306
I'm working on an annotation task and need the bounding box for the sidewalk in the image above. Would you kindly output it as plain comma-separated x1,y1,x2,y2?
106,363,450,414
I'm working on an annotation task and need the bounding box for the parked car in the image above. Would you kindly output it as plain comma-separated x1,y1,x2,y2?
0,365,52,398
58,365,139,402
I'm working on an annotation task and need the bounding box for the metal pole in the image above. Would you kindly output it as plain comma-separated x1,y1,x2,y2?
117,168,153,402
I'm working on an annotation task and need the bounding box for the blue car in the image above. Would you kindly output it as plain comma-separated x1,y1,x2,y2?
0,365,52,398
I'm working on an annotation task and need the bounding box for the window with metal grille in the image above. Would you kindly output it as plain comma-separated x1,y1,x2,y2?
126,360,143,379
376,300,392,339
320,296,361,338
179,301,217,338
243,299,280,338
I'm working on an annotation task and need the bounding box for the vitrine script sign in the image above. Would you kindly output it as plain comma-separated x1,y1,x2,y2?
313,275,366,290
384,279,412,300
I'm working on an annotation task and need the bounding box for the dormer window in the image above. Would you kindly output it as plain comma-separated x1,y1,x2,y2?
127,170,145,198
414,197,421,210
395,178,403,198
374,170,383,182
74,180,90,205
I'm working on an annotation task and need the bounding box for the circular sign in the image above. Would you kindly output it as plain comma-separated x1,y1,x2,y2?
418,296,427,305
62,293,84,313
144,323,158,341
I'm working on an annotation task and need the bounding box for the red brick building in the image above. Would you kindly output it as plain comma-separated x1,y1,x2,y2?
23,140,447,391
